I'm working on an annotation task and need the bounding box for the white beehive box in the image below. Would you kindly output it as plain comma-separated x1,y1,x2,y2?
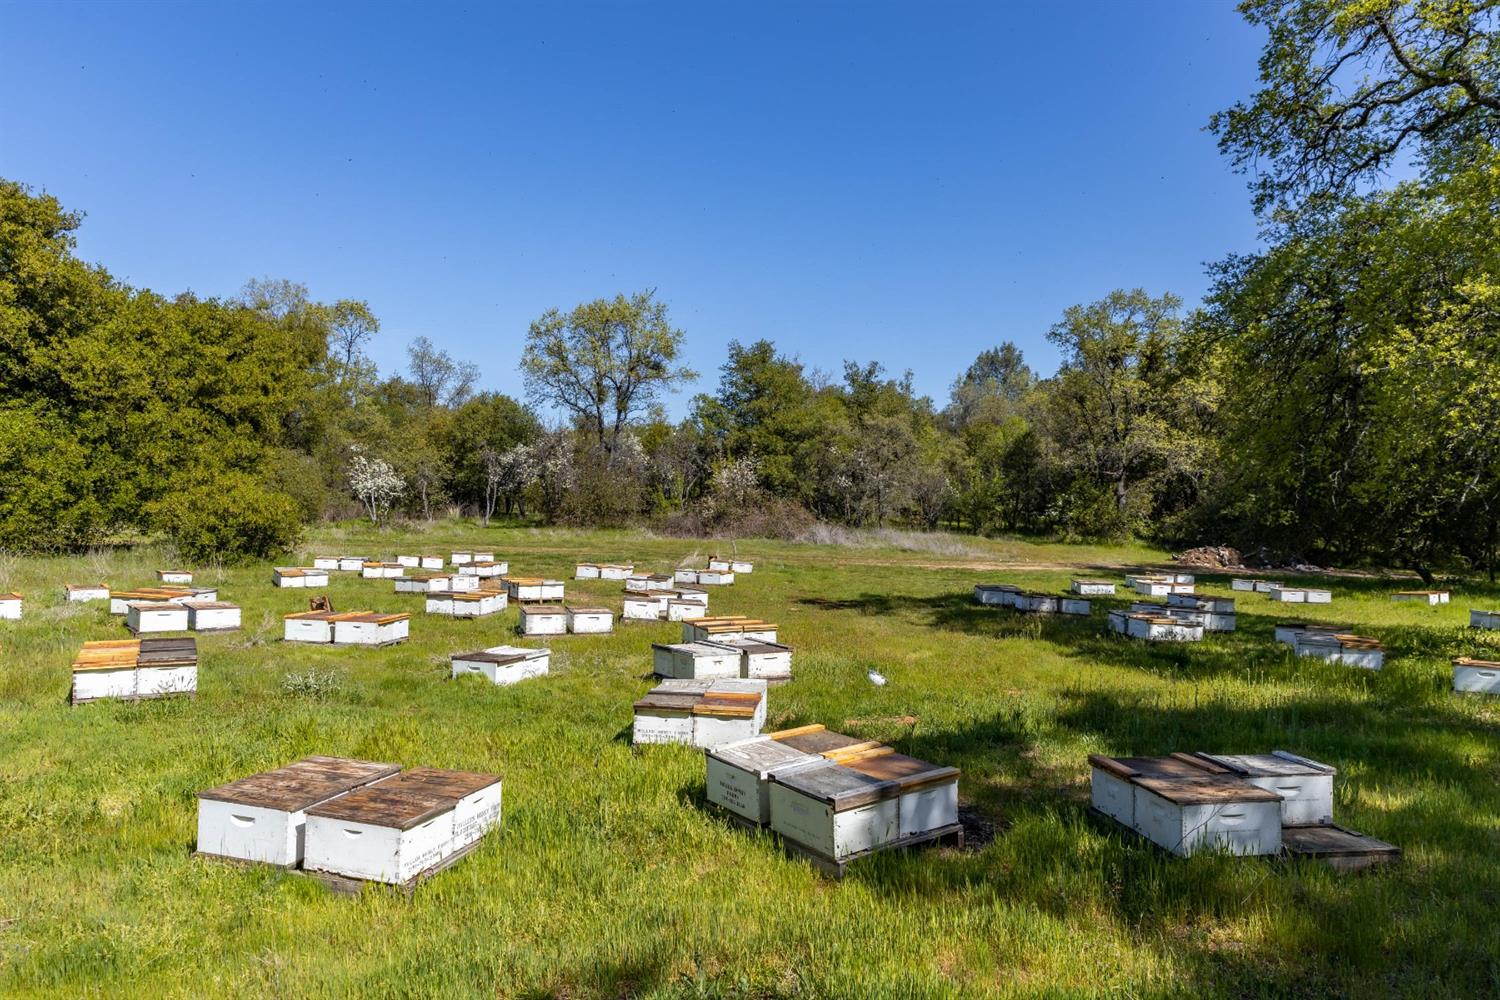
158,570,193,584
1295,633,1384,669
1453,657,1500,694
420,555,444,570
1470,609,1500,630
135,637,198,698
598,564,633,581
671,586,709,606
686,618,779,643
337,556,367,572
304,768,501,884
451,645,550,685
648,573,678,592
451,551,474,565
472,551,495,562
284,611,337,643
1392,590,1449,605
312,556,340,571
0,592,20,620
974,584,1021,607
185,601,241,632
653,642,741,680
1304,589,1332,604
331,612,410,646
1071,579,1115,596
1199,751,1335,827
730,560,754,574
424,592,456,616
1114,612,1202,642
710,636,793,680
1252,580,1279,593
505,577,547,601
697,569,735,586
622,595,664,621
361,562,405,579
195,756,400,867
70,641,142,703
448,575,481,592
1274,622,1351,646
666,599,706,622
396,555,421,568
1013,592,1059,613
65,583,110,603
632,686,703,745
674,568,700,584
273,567,308,588
707,558,731,572
539,580,564,601
1268,586,1307,603
395,574,451,594
1164,595,1236,631
575,563,601,579
1133,775,1282,856
706,737,821,825
566,606,614,634
459,560,507,578
518,603,566,636
692,680,766,747
1230,578,1257,592
769,762,900,862
127,601,189,634
1131,578,1173,597
452,591,505,617
841,749,960,839
172,587,218,603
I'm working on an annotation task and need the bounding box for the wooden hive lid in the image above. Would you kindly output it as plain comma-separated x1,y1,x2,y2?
274,567,307,576
600,563,632,570
1198,751,1336,777
182,600,236,610
409,573,446,582
645,573,674,581
128,601,187,611
1133,774,1282,805
565,606,610,615
1276,622,1351,632
771,725,869,756
693,691,762,718
633,690,703,712
1087,753,1229,780
137,637,198,665
721,639,790,655
0,592,21,600
110,588,160,599
1335,634,1383,649
771,762,900,811
478,578,506,592
1394,589,1446,596
843,750,960,792
305,773,457,830
72,640,141,671
471,560,500,568
158,569,190,575
341,612,409,624
1071,578,1113,586
284,610,340,621
708,737,815,773
393,765,502,799
66,582,108,592
454,646,540,665
519,602,564,615
1455,656,1500,668
197,756,401,809
505,575,545,585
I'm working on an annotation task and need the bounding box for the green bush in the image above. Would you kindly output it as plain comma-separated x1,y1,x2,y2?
147,471,303,562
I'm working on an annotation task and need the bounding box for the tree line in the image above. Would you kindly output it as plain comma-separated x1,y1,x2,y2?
1,0,1496,579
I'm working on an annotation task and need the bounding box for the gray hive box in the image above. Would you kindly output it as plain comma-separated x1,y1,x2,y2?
1453,657,1500,695
303,768,502,884
1470,609,1500,630
196,756,400,867
1197,751,1335,827
1089,754,1282,856
709,635,793,681
705,737,822,825
841,750,960,839
1071,579,1116,596
768,762,901,863
1392,590,1449,605
974,584,1020,606
652,641,741,680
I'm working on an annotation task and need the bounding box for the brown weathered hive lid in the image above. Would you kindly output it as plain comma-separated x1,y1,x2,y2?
771,762,900,811
285,610,341,621
391,766,501,799
305,772,459,831
1133,774,1282,805
843,750,960,792
182,600,236,610
1087,753,1230,780
1455,656,1500,668
565,606,610,614
196,756,400,810
137,637,198,665
693,691,761,718
633,691,702,712
72,640,141,671
771,725,867,756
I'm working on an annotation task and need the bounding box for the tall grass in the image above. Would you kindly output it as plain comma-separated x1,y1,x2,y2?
0,525,1496,997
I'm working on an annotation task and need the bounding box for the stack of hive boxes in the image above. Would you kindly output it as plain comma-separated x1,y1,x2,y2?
109,585,217,613
272,567,331,588
1267,585,1333,604
1127,574,1195,597
282,610,409,646
457,559,508,578
632,678,767,747
656,617,792,681
1107,609,1203,642
1126,594,1236,632
625,573,675,594
575,562,634,580
705,724,960,872
504,576,564,602
1392,590,1450,605
195,756,501,887
451,646,550,686
71,638,198,703
426,586,505,617
622,586,709,622
1275,623,1385,669
1088,750,1398,866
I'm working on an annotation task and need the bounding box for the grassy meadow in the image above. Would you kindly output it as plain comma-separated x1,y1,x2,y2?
1,522,1498,998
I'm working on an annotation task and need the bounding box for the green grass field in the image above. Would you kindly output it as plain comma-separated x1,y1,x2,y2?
2,523,1498,998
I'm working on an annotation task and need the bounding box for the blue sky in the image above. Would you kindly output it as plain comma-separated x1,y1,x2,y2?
1,1,1265,418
